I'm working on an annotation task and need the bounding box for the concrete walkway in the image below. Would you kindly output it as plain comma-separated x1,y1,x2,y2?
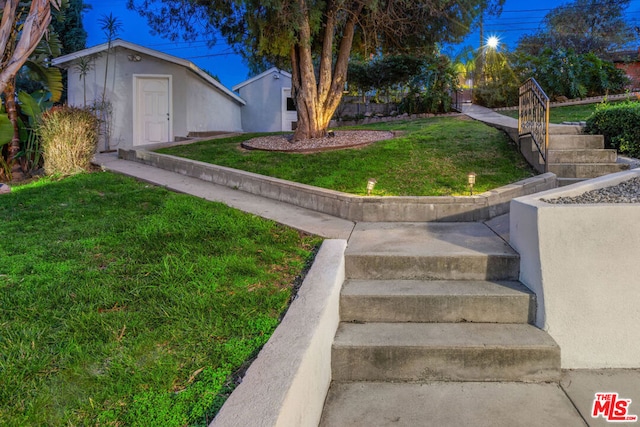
94,153,355,240
93,148,640,427
462,103,586,140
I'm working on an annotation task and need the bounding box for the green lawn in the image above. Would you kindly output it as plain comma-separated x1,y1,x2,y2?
0,172,320,426
157,116,536,196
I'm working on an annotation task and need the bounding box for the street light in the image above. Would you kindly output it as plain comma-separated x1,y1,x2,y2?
486,36,499,50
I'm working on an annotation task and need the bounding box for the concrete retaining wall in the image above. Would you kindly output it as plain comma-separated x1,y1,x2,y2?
211,239,346,427
510,169,640,368
120,149,557,222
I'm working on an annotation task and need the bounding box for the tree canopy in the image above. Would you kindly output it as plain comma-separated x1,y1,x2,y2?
517,0,638,56
129,0,502,140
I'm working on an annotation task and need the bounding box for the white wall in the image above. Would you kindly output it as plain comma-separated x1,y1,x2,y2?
511,169,640,368
211,240,346,427
238,71,291,132
185,71,242,133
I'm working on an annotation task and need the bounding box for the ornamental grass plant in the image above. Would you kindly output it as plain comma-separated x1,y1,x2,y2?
39,106,99,175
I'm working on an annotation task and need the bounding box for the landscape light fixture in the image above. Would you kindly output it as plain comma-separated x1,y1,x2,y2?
467,172,477,196
367,178,378,196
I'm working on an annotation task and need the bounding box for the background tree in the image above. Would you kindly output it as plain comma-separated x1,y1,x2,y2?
50,0,88,104
51,0,87,54
347,54,424,103
96,12,121,152
400,54,460,114
0,0,62,179
129,0,503,141
517,0,637,56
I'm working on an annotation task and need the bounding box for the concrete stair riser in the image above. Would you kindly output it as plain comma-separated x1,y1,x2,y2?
548,134,604,150
344,254,520,281
547,163,629,178
340,279,535,324
557,178,587,186
549,125,584,135
547,149,618,164
332,323,561,382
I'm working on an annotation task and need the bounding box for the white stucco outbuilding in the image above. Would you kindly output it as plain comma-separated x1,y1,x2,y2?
232,68,298,133
52,39,245,151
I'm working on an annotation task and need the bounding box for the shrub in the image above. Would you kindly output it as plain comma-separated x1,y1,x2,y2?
39,106,99,175
585,100,640,157
472,80,520,108
512,49,629,100
399,55,459,114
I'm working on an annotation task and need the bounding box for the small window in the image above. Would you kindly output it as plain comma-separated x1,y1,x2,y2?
286,97,296,111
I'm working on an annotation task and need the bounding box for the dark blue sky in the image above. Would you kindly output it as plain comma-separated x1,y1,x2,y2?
83,0,640,88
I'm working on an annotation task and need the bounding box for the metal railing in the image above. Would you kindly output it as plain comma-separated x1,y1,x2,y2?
450,89,464,112
518,78,550,172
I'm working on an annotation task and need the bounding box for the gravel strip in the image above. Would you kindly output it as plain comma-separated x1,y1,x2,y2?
543,177,640,204
241,130,394,153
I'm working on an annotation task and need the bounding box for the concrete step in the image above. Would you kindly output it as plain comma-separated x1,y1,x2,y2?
548,134,604,149
340,279,535,324
557,177,587,187
546,148,617,164
320,382,586,427
549,124,584,135
345,223,519,281
547,162,629,179
332,322,561,382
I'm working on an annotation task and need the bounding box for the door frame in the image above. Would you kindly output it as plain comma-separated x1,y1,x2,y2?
281,87,297,132
133,74,173,146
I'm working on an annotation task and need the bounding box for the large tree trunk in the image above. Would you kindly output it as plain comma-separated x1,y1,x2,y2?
4,80,23,180
290,0,362,141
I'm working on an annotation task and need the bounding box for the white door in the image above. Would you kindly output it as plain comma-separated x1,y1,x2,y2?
281,88,298,131
134,76,171,146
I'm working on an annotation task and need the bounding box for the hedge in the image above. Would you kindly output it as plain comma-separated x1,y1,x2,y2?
585,100,640,158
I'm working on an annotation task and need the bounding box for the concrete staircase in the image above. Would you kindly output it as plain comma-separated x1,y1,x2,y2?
520,125,628,185
320,222,568,426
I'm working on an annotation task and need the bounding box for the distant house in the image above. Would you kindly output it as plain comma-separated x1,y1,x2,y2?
52,39,245,151
610,47,640,90
233,68,298,132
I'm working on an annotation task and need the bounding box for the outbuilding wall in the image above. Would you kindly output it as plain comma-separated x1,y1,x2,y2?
65,45,242,151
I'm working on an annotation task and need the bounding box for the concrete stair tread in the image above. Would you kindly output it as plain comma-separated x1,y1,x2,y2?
343,279,532,297
320,382,586,427
548,162,623,166
547,148,616,152
334,322,558,348
345,222,520,280
346,222,518,258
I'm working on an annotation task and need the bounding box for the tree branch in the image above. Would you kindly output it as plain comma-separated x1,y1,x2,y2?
0,0,18,59
0,0,55,96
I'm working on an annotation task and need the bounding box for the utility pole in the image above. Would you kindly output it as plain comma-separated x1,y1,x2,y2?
478,13,485,84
